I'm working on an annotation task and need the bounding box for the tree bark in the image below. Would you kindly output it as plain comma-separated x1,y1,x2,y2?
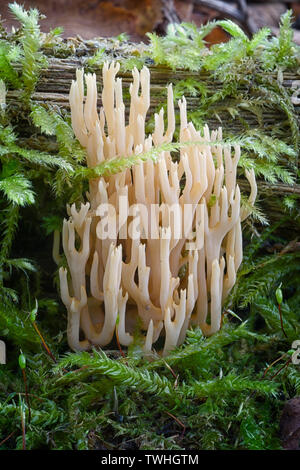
6,39,300,213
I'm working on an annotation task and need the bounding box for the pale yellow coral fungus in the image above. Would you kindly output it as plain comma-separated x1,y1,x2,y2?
58,62,257,356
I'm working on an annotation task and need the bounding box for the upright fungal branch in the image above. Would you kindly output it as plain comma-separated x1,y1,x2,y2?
59,62,256,356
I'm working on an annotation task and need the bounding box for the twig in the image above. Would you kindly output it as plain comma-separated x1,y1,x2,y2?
162,359,179,388
65,365,89,374
165,411,186,438
278,239,300,256
269,358,292,380
161,0,181,24
193,0,246,24
115,330,126,360
0,431,15,448
17,392,44,402
32,321,57,363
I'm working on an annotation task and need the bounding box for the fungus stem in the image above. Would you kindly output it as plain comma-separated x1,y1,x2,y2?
269,357,292,381
263,353,287,378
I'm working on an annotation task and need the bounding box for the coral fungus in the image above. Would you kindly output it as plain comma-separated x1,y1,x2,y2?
59,62,256,355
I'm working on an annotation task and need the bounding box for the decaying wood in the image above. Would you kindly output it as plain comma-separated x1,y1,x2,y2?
5,39,300,210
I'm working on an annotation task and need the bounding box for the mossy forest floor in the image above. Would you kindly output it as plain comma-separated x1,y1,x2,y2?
0,3,300,450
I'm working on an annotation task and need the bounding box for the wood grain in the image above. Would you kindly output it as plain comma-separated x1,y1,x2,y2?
5,41,299,206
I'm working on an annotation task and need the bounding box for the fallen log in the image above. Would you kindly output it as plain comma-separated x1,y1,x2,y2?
4,34,300,227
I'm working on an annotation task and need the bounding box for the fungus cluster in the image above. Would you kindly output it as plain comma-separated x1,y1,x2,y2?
59,62,257,356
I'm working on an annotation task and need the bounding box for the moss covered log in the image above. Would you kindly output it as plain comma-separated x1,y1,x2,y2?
2,10,300,227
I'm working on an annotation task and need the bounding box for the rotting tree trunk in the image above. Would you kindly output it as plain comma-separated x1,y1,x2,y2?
6,38,300,224
10,56,300,121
